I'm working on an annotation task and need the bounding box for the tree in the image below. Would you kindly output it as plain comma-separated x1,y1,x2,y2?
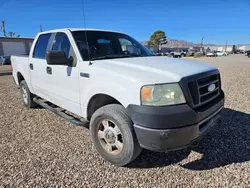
8,31,20,38
0,21,7,36
0,20,20,37
148,30,168,53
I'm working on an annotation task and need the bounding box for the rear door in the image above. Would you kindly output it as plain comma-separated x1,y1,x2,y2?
29,33,53,97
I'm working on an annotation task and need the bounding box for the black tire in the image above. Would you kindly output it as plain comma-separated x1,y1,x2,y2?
90,104,142,166
20,80,37,108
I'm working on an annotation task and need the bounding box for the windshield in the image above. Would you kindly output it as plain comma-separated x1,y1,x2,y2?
72,31,153,61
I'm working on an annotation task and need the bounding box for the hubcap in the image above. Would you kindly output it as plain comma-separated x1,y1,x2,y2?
21,85,28,104
104,129,116,144
97,119,123,155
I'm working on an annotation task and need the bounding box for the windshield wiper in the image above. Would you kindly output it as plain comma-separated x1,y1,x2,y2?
89,54,150,61
90,54,130,61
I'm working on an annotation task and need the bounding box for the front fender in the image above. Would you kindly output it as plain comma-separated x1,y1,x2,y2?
80,83,141,118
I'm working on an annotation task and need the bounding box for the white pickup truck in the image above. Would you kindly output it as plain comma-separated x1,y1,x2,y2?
11,28,225,166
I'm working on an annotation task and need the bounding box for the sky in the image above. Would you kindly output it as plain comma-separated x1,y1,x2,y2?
0,0,249,45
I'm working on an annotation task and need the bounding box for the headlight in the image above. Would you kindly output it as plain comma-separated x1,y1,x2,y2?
141,83,186,106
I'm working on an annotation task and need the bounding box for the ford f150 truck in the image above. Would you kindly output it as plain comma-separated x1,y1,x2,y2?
11,28,225,166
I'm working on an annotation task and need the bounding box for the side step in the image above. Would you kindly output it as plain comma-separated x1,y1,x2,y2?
33,97,89,127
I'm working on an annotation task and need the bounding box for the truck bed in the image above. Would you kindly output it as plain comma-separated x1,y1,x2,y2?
11,55,30,87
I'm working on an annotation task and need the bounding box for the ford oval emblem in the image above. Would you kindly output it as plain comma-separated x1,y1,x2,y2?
208,84,216,92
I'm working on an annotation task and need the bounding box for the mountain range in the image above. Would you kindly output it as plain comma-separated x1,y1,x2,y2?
142,39,249,48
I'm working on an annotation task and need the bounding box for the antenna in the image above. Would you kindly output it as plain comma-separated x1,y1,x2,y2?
40,25,43,32
81,0,92,65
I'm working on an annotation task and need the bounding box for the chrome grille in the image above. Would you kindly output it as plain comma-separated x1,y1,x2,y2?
188,73,221,107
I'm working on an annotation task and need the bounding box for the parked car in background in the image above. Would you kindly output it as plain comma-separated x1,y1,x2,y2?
239,49,245,54
247,51,250,57
235,49,245,54
245,50,250,56
0,56,11,65
207,51,217,57
216,51,227,56
186,50,195,56
163,52,171,56
172,51,182,58
180,50,188,57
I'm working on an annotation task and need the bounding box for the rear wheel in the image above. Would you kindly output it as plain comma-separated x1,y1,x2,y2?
20,80,37,108
90,104,142,166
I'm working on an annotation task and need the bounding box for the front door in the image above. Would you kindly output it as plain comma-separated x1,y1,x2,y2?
44,31,81,115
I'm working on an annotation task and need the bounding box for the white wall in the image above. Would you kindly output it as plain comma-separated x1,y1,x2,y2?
217,47,224,51
239,46,250,51
2,42,26,56
239,46,245,51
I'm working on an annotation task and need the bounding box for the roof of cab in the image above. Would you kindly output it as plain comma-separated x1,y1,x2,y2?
38,28,125,35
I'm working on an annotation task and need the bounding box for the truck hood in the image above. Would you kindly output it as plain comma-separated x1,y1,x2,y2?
93,56,217,84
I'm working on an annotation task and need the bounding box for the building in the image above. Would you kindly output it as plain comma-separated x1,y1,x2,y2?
0,37,34,56
203,45,234,53
238,45,250,51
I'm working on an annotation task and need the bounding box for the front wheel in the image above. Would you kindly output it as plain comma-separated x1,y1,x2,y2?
90,104,142,166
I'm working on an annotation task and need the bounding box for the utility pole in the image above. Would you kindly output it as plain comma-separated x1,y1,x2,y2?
0,21,7,36
40,25,43,32
225,40,228,52
200,37,204,53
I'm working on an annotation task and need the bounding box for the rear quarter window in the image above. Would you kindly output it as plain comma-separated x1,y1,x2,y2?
33,33,52,59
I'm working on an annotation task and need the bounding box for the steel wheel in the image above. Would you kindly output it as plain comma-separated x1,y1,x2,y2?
21,85,28,105
97,119,123,155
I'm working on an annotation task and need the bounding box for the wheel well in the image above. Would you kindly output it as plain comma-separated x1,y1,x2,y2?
87,94,121,120
17,72,24,85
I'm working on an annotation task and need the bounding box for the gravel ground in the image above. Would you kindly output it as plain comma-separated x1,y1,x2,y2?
0,55,250,187
0,65,11,76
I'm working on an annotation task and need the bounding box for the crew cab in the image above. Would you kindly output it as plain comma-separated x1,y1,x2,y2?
11,28,225,166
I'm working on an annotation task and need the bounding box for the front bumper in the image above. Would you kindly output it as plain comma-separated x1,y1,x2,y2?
127,91,224,152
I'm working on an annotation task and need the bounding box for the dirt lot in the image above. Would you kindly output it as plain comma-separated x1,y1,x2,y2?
0,55,250,187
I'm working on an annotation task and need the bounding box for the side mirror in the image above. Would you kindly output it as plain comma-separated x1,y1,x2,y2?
46,51,73,66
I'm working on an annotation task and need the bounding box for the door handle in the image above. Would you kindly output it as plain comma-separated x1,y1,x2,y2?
46,67,52,74
29,63,33,70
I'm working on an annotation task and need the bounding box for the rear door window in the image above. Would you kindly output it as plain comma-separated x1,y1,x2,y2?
33,33,52,59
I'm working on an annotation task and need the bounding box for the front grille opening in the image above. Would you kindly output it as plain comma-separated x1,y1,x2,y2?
198,74,218,85
200,89,219,103
199,82,219,95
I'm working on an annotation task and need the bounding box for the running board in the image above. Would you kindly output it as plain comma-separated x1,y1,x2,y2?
33,97,89,127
